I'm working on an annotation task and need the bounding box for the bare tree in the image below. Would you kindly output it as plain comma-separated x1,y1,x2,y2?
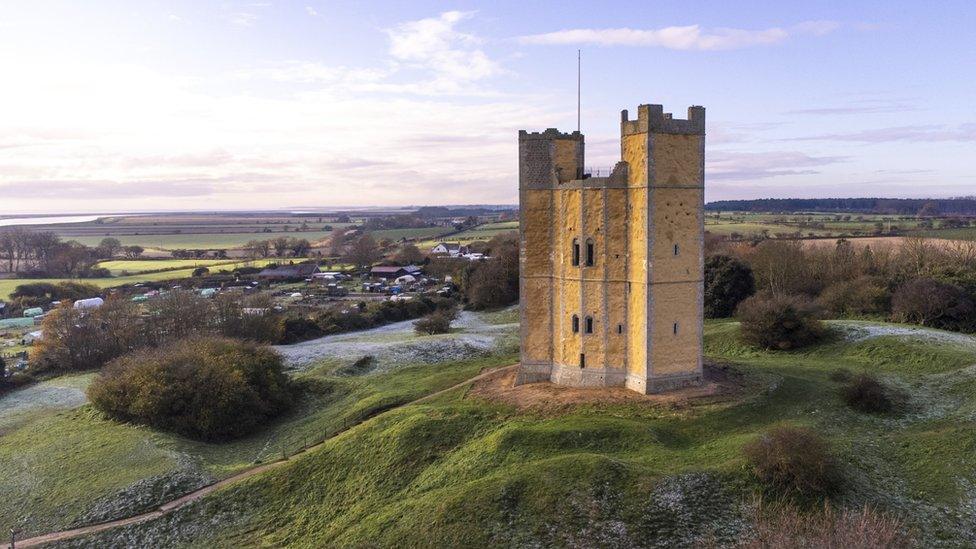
343,234,380,268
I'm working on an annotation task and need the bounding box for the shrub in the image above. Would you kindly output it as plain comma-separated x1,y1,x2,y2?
704,255,755,318
88,337,293,441
818,276,890,317
414,308,457,335
891,278,976,332
466,235,518,310
192,266,210,277
744,426,840,498
31,299,143,373
745,500,912,548
841,374,896,414
736,293,826,350
280,316,324,343
9,281,101,312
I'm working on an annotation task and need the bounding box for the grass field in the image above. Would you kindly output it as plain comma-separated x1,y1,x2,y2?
95,259,248,275
704,211,972,240
912,227,976,241
415,221,519,250
67,231,334,251
447,222,519,241
0,258,296,298
5,318,976,545
369,227,453,242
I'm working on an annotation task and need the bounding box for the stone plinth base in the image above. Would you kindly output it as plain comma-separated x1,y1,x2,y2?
515,361,703,395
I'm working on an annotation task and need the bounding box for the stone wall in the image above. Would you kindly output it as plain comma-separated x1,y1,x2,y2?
517,104,704,393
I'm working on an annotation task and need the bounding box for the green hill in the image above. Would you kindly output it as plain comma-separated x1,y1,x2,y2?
44,320,976,547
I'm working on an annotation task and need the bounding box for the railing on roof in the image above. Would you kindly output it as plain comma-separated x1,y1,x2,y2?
583,166,615,178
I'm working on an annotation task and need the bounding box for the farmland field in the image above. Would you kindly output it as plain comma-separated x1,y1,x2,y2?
416,221,519,249
369,227,453,242
705,211,969,240
912,227,976,241
67,231,334,251
0,258,298,298
12,212,359,252
96,259,247,275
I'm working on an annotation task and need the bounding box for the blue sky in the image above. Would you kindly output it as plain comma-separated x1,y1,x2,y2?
1,1,974,213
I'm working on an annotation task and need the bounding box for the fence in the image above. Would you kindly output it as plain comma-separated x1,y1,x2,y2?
583,166,615,178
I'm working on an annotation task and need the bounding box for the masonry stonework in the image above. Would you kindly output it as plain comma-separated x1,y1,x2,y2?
514,103,705,394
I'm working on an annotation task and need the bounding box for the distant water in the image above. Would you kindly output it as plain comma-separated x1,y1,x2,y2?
0,215,113,227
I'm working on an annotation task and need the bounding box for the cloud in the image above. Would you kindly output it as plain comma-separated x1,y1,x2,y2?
228,12,258,27
387,11,500,82
517,21,839,50
787,99,916,115
0,49,557,211
789,124,976,143
707,150,847,181
305,6,318,17
235,11,504,96
235,62,386,86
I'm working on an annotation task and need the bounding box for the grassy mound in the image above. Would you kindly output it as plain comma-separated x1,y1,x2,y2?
11,319,976,546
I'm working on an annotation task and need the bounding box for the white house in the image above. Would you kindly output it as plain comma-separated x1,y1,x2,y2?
430,242,470,257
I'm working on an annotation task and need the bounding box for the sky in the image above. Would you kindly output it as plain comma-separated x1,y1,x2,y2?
1,0,974,214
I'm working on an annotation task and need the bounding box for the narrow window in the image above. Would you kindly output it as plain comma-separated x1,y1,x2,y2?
585,316,594,334
585,239,595,266
674,243,680,256
673,321,679,335
617,324,624,334
571,315,579,333
572,239,580,266
579,353,586,369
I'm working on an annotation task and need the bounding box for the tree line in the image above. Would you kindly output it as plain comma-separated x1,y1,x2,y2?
705,237,976,335
705,198,976,216
0,229,146,277
242,237,313,258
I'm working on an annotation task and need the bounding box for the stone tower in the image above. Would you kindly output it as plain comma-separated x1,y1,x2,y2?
515,103,705,394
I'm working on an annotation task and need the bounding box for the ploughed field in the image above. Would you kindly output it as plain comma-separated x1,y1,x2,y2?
4,313,976,547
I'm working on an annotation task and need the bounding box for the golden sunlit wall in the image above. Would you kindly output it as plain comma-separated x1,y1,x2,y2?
515,104,705,394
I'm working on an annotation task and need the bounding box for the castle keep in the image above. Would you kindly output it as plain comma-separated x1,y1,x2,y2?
515,103,705,394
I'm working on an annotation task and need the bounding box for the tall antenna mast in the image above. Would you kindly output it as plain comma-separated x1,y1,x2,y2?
576,49,581,133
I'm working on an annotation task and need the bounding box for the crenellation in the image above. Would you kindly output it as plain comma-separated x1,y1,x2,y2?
621,103,706,136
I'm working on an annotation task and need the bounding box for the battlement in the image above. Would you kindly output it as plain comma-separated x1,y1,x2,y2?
519,128,584,141
621,104,705,136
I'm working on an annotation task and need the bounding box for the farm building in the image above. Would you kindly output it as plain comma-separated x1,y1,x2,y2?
370,265,422,280
256,263,320,281
430,242,470,257
312,271,349,281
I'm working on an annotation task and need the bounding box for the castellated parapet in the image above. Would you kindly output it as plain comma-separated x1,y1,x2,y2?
515,103,706,394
